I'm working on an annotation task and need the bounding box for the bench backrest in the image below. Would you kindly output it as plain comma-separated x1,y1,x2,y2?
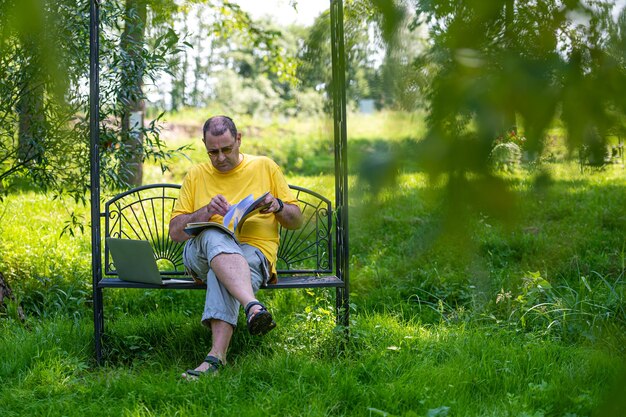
103,184,333,278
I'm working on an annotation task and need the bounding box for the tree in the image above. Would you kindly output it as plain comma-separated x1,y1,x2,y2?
298,0,416,111
0,0,184,206
159,2,296,115
16,34,46,165
368,0,626,220
1,0,84,199
1,0,299,203
299,2,375,110
118,0,149,186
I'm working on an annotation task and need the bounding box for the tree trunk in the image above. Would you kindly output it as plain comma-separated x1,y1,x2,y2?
119,0,147,186
170,12,188,111
17,37,46,165
502,0,517,134
191,7,203,107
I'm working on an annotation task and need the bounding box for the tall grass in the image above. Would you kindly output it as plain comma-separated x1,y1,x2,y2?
1,313,624,416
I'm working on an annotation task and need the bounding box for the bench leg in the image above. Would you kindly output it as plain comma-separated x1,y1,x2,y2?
93,286,104,365
335,287,349,328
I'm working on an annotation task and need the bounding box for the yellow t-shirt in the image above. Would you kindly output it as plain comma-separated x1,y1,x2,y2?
171,153,297,276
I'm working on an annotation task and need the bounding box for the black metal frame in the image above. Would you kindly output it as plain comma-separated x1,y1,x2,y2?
101,184,334,278
330,0,350,333
89,0,349,364
276,185,334,274
104,184,186,277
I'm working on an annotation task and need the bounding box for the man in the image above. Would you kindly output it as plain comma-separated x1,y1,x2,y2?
169,115,303,378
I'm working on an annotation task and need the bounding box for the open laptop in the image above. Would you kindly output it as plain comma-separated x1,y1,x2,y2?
106,237,193,285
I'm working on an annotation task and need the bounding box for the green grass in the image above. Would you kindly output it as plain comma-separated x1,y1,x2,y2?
1,312,624,416
1,111,625,416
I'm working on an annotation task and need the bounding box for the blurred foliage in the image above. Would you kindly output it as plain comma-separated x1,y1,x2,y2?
0,0,290,204
0,0,186,204
365,0,626,224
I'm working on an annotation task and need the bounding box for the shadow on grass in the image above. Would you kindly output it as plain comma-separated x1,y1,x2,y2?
349,169,626,333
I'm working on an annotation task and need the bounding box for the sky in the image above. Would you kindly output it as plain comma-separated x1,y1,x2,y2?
234,1,626,26
234,0,329,26
615,0,626,18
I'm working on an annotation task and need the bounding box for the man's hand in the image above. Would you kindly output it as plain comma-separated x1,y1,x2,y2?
259,193,303,230
169,194,230,242
207,194,230,217
259,193,282,214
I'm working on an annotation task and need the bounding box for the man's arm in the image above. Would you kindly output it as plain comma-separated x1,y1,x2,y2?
275,202,303,230
169,194,231,242
260,194,303,230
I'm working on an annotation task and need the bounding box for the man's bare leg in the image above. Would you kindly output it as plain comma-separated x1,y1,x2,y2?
189,319,233,373
187,253,264,375
210,253,263,316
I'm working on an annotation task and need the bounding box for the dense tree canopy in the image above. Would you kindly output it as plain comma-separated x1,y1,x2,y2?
410,0,626,160
2,0,624,214
0,0,291,202
364,0,626,222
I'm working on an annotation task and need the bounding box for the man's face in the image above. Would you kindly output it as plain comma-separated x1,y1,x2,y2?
203,130,241,172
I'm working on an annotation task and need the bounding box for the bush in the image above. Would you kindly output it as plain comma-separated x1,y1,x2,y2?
490,142,522,171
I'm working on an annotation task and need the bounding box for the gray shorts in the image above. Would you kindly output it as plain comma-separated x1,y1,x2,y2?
183,228,270,327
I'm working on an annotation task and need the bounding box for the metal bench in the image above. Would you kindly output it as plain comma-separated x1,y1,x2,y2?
94,184,345,359
578,130,625,172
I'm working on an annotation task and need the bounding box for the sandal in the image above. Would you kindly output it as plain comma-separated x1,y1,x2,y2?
183,355,223,379
245,301,276,336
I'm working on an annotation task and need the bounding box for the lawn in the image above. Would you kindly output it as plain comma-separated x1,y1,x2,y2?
1,111,625,416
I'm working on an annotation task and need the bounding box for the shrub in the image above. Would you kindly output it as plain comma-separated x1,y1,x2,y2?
490,142,522,171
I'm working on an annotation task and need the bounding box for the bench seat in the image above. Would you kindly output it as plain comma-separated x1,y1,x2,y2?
97,275,343,290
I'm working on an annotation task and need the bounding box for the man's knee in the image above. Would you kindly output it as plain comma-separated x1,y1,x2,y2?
188,229,244,262
210,252,248,269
